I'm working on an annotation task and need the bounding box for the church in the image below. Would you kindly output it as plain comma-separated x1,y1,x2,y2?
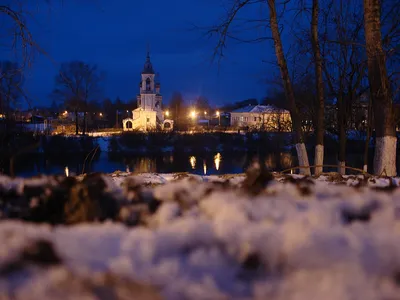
123,51,173,132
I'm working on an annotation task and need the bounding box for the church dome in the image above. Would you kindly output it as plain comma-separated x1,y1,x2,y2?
142,52,155,74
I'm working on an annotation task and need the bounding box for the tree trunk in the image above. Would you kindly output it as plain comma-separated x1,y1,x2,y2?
363,0,397,176
75,110,79,135
83,111,87,135
363,97,373,172
337,94,347,175
311,0,325,176
267,0,310,175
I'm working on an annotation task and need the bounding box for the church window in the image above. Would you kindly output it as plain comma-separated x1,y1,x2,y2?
146,117,150,122
146,78,151,91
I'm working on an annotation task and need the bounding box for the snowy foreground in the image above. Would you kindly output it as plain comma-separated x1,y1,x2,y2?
1,170,400,299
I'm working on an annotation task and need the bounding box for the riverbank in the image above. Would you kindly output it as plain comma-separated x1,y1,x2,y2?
0,171,399,299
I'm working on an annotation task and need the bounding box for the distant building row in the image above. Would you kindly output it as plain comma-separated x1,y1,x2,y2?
230,105,292,131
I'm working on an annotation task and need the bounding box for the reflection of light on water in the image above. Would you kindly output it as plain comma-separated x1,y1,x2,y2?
280,152,293,168
203,160,207,175
214,153,222,170
134,158,156,173
64,166,69,177
265,154,276,170
190,156,196,169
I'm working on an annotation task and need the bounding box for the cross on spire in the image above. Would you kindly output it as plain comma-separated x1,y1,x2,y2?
146,43,150,61
142,43,154,74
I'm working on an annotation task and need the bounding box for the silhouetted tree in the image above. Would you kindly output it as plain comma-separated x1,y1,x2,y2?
194,95,211,113
52,61,103,135
0,61,24,121
364,0,396,176
310,0,325,175
168,92,186,127
208,0,311,175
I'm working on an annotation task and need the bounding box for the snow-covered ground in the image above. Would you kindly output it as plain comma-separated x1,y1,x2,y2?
0,171,400,299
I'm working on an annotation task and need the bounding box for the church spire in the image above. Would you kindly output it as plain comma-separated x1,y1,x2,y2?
146,43,150,61
142,44,154,74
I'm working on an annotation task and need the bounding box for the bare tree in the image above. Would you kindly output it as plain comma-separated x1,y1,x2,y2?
318,0,368,174
267,0,310,174
207,0,311,174
310,0,325,175
0,3,38,69
52,61,103,135
363,0,396,176
0,61,24,119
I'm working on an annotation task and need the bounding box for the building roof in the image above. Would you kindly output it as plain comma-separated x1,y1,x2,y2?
142,51,155,74
231,105,289,114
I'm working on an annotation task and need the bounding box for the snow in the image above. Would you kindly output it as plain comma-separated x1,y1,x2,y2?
1,172,400,299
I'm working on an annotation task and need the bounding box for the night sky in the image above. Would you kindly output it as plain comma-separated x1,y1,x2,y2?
3,0,284,108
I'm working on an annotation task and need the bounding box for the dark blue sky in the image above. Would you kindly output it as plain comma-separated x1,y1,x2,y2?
4,0,284,107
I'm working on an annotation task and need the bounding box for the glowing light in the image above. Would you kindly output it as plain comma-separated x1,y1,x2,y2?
203,160,207,175
99,112,103,117
190,110,196,119
204,111,207,115
64,166,69,177
216,111,220,117
214,153,221,170
189,156,196,169
165,110,170,117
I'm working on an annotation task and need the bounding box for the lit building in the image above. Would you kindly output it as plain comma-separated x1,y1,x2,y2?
230,105,292,131
123,51,173,131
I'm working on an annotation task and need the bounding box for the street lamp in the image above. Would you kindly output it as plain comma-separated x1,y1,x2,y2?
190,110,196,119
216,111,220,126
165,110,170,117
99,112,103,117
204,111,209,128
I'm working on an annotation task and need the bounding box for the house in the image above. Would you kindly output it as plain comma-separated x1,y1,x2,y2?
22,115,53,134
122,51,173,132
230,105,292,131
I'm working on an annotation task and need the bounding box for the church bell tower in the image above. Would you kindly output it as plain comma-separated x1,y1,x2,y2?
137,50,163,121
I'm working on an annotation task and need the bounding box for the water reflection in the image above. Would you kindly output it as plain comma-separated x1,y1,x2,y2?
134,157,156,173
265,154,276,170
214,153,222,170
280,152,293,168
190,156,196,169
11,151,302,177
64,166,69,177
